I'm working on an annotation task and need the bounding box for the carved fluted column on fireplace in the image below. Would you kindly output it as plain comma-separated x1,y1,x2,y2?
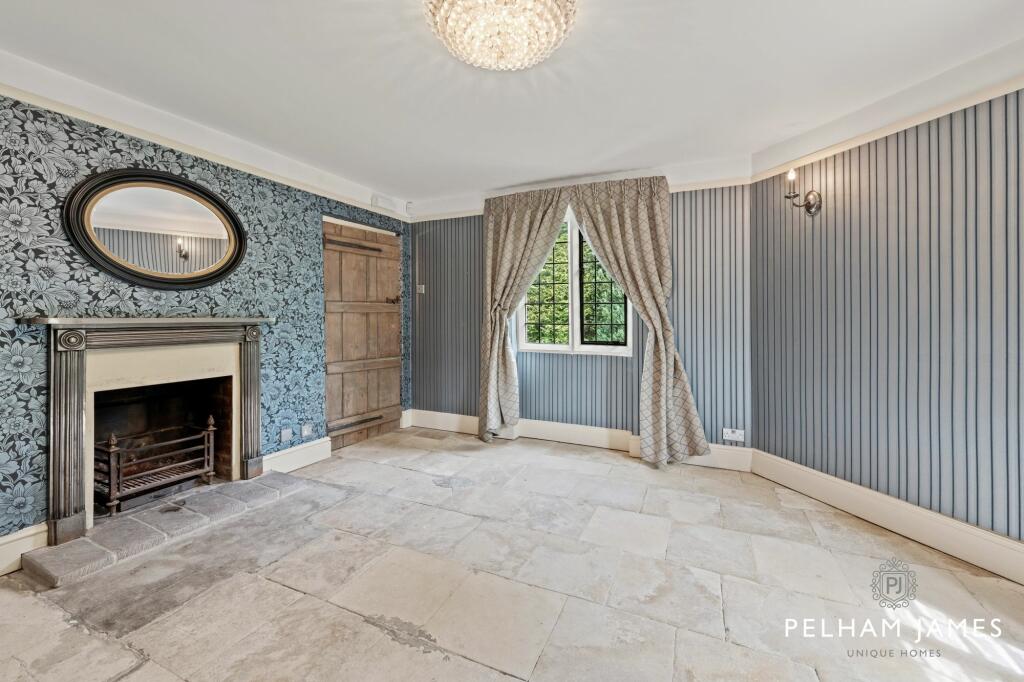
240,325,263,479
48,328,88,545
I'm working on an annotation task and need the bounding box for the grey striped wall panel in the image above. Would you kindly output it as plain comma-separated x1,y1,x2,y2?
672,187,752,445
516,317,643,432
412,216,484,416
411,190,750,442
95,227,227,274
751,89,1023,540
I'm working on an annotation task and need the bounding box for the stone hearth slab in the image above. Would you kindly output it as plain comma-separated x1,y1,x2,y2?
134,505,209,537
88,517,166,560
21,539,115,588
172,490,247,521
216,480,279,507
21,473,309,589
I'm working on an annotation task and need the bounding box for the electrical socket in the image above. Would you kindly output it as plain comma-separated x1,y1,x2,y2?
722,428,745,443
301,423,314,438
416,284,425,294
280,427,294,443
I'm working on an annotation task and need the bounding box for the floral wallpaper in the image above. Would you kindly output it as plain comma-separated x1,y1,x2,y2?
0,95,411,537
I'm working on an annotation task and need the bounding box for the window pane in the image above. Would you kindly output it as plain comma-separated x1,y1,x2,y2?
578,231,628,346
523,222,570,346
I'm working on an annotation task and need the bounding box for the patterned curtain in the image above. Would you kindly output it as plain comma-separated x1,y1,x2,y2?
570,177,710,465
478,188,571,440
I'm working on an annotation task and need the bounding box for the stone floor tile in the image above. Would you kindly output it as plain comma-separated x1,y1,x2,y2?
515,538,622,602
311,492,417,536
215,480,279,507
720,499,818,543
522,451,613,476
449,520,550,577
532,597,675,682
567,474,647,511
375,504,481,555
452,458,525,487
385,469,458,506
0,577,78,651
88,516,167,560
607,461,692,488
580,506,672,557
443,484,526,520
21,538,116,588
679,470,780,505
511,493,597,538
641,486,722,524
834,551,991,619
674,628,818,681
337,634,514,681
345,445,431,467
400,451,474,477
330,547,469,626
666,523,758,579
505,466,582,496
190,596,384,682
260,530,388,598
751,535,859,604
720,575,937,677
775,487,837,511
172,490,247,521
125,573,302,678
134,504,209,537
0,658,33,682
424,571,565,679
120,661,184,681
17,623,141,682
252,471,307,496
607,553,724,638
310,458,412,494
956,572,1024,644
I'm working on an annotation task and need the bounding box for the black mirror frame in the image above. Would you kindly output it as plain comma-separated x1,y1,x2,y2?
63,168,247,290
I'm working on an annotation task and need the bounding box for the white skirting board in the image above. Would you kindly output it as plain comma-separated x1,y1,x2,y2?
751,451,1024,586
0,522,47,576
261,437,332,473
404,409,1024,585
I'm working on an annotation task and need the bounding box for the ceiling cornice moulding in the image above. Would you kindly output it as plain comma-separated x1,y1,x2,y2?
0,49,412,221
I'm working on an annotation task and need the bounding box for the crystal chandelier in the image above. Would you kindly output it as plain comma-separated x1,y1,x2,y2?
423,0,578,71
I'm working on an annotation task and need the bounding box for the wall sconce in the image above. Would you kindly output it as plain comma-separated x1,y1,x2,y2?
785,168,822,217
176,237,189,260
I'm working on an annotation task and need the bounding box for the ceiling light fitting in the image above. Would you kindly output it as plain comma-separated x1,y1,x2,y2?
424,0,577,71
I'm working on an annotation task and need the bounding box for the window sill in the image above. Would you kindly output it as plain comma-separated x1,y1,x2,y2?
517,344,634,358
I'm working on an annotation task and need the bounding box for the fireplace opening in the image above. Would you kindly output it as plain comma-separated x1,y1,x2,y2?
93,376,233,514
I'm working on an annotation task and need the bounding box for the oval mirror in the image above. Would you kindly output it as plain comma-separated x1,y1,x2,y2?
64,169,246,289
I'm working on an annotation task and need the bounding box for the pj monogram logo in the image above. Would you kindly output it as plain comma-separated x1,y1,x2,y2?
871,558,918,609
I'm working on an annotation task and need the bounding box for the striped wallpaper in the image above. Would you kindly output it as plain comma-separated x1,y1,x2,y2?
752,89,1023,540
672,187,752,445
95,227,227,274
412,217,484,417
411,188,751,443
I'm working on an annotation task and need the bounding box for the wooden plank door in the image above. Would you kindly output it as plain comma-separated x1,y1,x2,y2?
323,221,402,450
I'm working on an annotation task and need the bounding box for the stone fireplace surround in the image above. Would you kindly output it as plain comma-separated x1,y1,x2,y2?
22,317,271,546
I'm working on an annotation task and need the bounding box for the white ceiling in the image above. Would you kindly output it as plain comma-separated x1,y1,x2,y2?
2,0,1024,218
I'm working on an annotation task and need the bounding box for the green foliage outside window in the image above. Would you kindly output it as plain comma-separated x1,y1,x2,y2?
579,234,627,345
523,221,628,347
524,222,570,344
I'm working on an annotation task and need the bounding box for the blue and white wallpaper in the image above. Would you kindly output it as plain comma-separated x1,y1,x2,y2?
0,95,411,537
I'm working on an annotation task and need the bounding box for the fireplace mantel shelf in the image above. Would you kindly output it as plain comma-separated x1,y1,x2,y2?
20,316,274,329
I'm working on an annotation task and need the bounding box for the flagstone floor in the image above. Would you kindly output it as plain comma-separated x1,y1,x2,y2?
2,427,1023,681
